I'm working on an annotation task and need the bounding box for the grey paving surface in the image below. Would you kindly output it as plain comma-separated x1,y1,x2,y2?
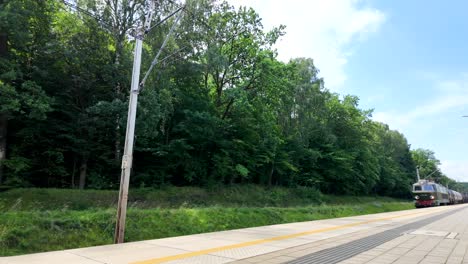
231,204,468,264
1,204,465,264
287,207,464,264
338,204,468,264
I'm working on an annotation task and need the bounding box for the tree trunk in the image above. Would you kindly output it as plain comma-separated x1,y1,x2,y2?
71,156,77,188
229,174,235,185
79,157,88,190
221,98,235,120
0,32,7,185
115,114,121,162
267,163,275,187
0,114,7,185
114,49,122,163
0,33,7,57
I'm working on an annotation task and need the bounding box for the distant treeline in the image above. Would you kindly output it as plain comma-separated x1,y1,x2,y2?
0,0,461,197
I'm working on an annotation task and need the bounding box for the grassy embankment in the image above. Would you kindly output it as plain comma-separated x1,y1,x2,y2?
0,186,413,256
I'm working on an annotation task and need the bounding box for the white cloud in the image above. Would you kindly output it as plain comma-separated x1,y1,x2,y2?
440,160,468,182
372,111,410,130
373,76,468,130
373,75,468,181
228,0,386,90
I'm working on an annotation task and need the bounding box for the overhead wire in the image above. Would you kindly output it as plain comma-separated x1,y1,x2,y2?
165,0,213,32
60,0,257,90
61,0,114,31
139,5,185,91
146,5,184,33
61,0,190,39
159,46,188,64
60,0,244,51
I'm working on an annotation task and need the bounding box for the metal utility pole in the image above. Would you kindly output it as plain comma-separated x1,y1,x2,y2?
416,166,421,182
114,1,154,244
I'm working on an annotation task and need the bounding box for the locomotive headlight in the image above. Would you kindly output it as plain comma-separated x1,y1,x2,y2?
430,195,435,200
415,195,420,200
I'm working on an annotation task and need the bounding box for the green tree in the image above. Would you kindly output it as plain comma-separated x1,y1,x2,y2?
0,0,54,185
411,148,452,186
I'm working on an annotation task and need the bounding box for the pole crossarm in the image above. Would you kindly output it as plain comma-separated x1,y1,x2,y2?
426,169,439,179
147,6,185,34
139,6,185,92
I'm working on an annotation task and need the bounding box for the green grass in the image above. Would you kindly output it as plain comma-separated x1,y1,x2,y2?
0,185,405,211
0,186,413,256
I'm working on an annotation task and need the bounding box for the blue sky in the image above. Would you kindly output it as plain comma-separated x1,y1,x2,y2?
230,0,468,181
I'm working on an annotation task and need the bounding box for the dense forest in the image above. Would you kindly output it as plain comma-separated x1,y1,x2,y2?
0,0,463,197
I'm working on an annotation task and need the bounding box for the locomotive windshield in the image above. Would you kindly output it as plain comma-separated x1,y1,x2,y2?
413,184,434,191
423,185,435,191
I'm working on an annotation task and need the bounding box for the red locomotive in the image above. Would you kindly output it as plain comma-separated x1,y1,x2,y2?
412,180,462,208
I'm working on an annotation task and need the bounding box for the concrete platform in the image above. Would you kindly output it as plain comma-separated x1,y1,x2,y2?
2,204,467,264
